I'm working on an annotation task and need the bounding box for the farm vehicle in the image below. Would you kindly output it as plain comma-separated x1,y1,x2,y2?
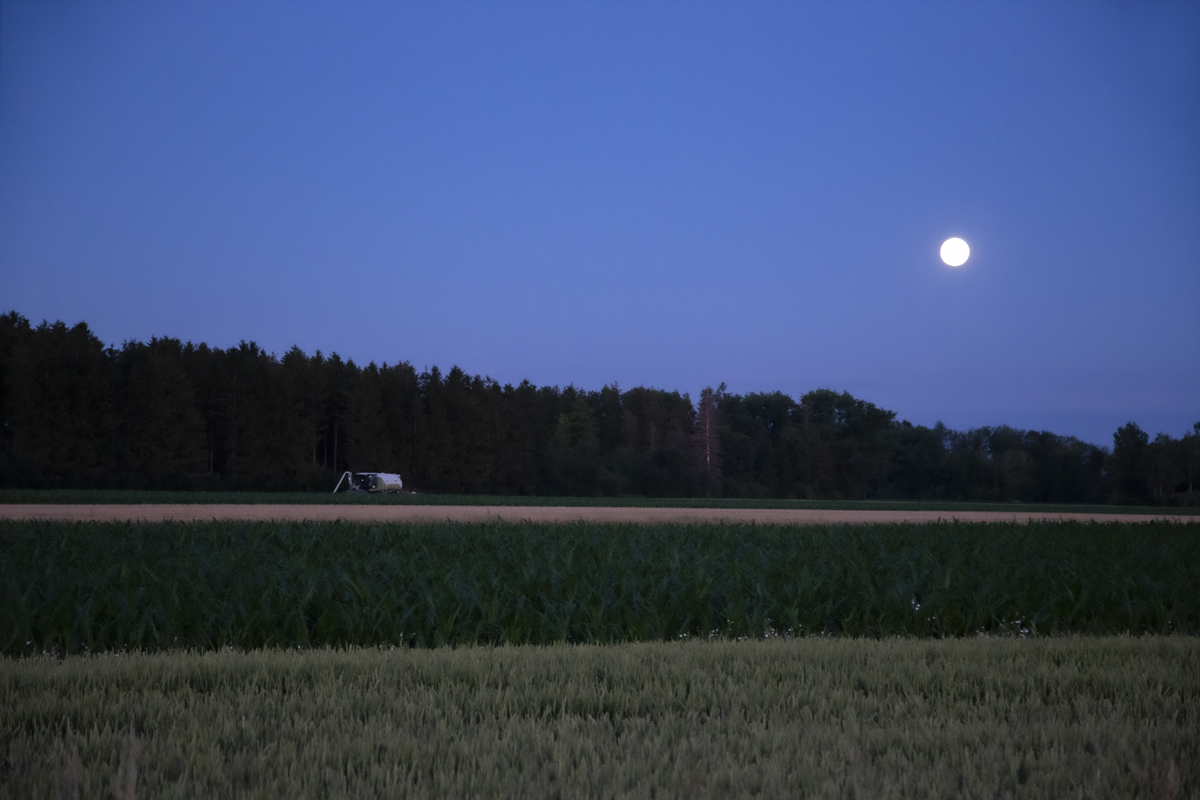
333,471,405,494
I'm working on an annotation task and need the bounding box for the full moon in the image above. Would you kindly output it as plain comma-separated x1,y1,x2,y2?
940,237,970,267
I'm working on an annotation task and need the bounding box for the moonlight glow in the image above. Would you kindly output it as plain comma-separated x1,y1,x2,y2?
940,238,970,267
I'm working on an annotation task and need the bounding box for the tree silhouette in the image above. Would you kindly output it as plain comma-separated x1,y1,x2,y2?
0,310,1185,505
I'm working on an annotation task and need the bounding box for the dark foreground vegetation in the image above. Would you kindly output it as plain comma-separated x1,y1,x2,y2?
2,312,1198,503
4,520,1196,655
3,638,1196,798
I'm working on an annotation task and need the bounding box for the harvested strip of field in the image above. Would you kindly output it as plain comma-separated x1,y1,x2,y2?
6,489,1198,516
0,502,1193,524
2,638,1196,799
4,520,1196,654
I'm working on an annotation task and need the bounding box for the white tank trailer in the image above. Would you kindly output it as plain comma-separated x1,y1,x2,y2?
333,471,404,494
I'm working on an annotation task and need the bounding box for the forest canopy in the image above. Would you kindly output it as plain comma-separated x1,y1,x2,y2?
1,312,1196,504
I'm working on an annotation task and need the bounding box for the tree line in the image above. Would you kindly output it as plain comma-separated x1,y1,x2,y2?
1,312,1197,504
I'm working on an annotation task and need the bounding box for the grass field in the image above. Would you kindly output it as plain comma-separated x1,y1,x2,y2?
4,520,1197,654
2,637,1196,799
2,487,1197,515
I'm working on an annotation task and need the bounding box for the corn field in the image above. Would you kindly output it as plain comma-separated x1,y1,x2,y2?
3,520,1197,654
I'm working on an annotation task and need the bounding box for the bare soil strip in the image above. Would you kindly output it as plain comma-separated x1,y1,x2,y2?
0,504,1192,525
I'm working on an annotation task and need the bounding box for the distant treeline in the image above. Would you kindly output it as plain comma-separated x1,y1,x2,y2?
1,312,1197,504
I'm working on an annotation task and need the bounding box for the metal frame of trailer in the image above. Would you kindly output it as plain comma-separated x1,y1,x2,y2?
332,471,404,494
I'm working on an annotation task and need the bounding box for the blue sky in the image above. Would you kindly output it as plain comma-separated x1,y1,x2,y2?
2,1,1197,445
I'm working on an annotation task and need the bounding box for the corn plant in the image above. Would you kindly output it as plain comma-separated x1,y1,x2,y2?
2,520,1197,654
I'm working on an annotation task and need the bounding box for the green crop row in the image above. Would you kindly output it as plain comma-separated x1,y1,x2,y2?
3,638,1197,799
4,487,1197,515
3,520,1198,654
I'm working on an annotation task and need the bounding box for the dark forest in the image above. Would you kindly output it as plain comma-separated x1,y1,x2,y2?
1,313,1196,504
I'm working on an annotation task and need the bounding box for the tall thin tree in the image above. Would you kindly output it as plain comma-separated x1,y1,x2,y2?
693,385,724,495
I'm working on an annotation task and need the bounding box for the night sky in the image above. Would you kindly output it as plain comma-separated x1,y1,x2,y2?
2,2,1197,446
